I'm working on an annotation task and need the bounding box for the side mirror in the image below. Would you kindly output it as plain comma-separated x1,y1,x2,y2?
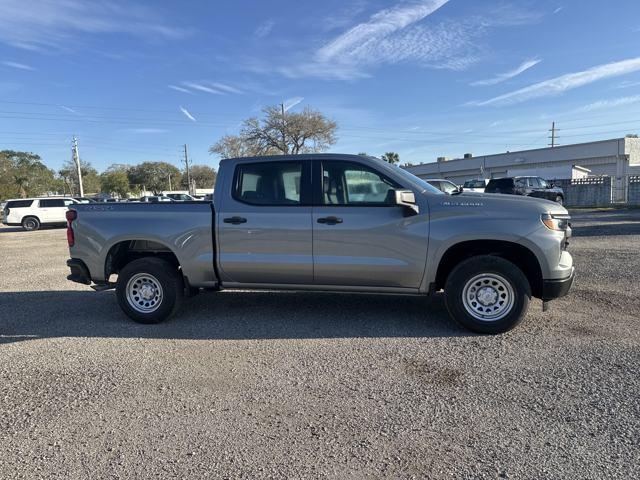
457,186,464,193
395,189,419,215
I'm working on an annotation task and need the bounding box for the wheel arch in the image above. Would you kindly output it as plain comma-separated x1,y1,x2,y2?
435,239,544,298
104,239,182,281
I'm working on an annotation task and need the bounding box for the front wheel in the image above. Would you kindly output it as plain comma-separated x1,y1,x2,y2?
555,195,564,205
116,257,184,324
444,256,531,334
22,216,40,231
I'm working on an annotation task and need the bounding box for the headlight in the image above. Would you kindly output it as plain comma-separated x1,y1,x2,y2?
541,213,569,231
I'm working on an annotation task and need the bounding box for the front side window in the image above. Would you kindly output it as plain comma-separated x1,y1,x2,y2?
234,161,303,205
440,181,459,194
537,178,548,188
322,161,399,206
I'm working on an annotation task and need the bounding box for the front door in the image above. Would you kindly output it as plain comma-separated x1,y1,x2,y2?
312,159,429,289
217,160,313,285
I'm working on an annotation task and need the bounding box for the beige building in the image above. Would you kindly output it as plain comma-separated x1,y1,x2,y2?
404,137,640,184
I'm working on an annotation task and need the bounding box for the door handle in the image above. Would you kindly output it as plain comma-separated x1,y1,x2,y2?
317,216,343,225
223,216,247,225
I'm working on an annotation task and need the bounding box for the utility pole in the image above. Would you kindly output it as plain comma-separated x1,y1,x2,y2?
168,173,172,191
72,135,84,197
280,103,287,154
183,144,192,195
548,122,559,148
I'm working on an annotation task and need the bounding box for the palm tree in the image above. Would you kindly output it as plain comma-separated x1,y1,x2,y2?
381,152,400,164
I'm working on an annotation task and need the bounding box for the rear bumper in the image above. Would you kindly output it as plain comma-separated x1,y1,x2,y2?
67,258,92,285
542,267,575,300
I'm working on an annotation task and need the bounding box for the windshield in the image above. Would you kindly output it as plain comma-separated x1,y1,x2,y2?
391,165,444,195
464,179,486,188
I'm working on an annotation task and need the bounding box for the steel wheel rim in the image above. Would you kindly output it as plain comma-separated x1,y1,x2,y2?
25,219,36,229
462,273,515,322
126,273,163,313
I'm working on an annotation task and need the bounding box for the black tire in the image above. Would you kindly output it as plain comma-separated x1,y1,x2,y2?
21,216,40,231
555,195,563,205
115,257,184,324
444,256,531,334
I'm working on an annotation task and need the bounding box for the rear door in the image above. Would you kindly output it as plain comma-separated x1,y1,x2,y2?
39,199,74,222
216,160,313,284
312,159,429,288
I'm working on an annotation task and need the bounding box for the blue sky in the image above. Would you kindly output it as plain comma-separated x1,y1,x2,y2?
1,0,640,173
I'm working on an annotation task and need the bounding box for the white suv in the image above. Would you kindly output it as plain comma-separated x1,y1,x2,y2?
2,197,78,231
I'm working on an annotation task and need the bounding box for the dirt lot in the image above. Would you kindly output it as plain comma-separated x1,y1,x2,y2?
0,209,638,479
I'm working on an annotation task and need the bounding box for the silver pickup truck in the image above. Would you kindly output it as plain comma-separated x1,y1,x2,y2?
66,154,574,334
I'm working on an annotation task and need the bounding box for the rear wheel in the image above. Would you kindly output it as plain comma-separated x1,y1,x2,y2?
21,216,40,231
444,256,531,334
116,257,183,324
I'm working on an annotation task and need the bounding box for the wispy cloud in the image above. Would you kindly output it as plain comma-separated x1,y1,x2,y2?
273,1,540,80
470,57,640,107
553,6,563,14
179,106,196,122
0,0,190,52
574,95,640,113
470,58,541,86
209,82,243,94
283,97,304,111
1,60,35,70
182,82,223,95
60,105,80,115
180,81,243,95
254,19,275,38
615,79,640,89
317,0,450,62
168,85,192,94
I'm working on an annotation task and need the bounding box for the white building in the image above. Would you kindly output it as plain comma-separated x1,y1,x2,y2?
404,137,640,184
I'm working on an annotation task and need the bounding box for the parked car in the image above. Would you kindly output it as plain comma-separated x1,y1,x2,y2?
66,154,574,334
164,193,197,201
73,197,96,204
424,178,462,194
3,197,78,230
485,176,565,204
463,179,490,193
139,196,174,203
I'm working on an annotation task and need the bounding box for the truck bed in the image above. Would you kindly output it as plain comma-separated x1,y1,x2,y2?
70,202,216,287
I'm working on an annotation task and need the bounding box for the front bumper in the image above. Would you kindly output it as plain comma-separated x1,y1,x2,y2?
542,267,575,300
67,258,92,285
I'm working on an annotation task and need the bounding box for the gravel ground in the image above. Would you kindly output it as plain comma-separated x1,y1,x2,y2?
0,210,638,479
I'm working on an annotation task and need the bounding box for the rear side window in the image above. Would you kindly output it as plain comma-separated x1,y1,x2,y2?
486,178,514,192
233,161,304,206
39,199,67,207
6,200,33,208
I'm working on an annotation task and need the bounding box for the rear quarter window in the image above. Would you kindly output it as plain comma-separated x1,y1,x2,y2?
6,200,34,208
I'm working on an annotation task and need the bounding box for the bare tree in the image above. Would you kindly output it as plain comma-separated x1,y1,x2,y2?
210,105,337,158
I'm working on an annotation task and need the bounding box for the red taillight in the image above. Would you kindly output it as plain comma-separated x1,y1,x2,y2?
66,209,77,247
